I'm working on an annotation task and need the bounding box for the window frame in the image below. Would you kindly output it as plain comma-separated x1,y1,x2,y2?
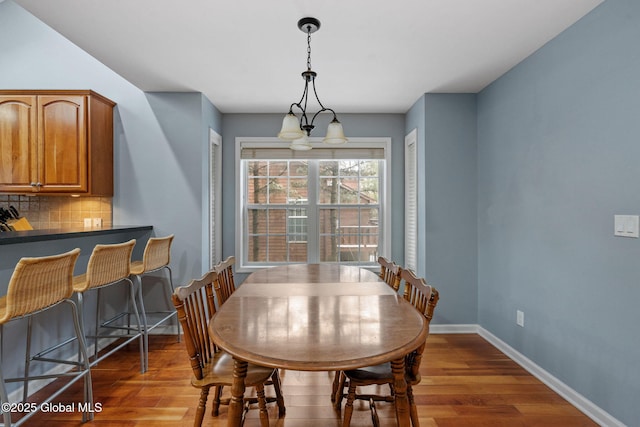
235,137,391,273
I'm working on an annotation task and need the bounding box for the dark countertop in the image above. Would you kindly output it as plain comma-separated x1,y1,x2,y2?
0,225,153,245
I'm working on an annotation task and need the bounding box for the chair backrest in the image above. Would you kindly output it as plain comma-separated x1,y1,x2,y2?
140,234,174,272
77,239,136,291
0,248,80,323
377,256,401,292
400,268,440,380
172,271,219,381
213,256,236,305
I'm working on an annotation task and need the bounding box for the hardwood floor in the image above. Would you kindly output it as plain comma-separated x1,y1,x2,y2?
19,334,597,426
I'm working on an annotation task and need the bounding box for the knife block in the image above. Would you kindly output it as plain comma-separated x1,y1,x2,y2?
7,217,33,231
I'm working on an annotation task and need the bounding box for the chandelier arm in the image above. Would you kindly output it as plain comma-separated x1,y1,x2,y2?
309,108,329,128
299,81,311,129
310,78,328,111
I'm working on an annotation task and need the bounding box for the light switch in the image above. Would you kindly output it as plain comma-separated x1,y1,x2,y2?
614,215,639,238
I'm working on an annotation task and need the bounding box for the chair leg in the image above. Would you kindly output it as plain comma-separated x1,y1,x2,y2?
331,371,340,403
255,383,269,427
334,371,346,409
23,316,33,403
67,299,94,423
271,369,286,416
132,274,149,373
408,385,419,426
195,387,210,427
126,280,145,373
165,266,180,343
342,382,357,427
211,385,222,416
94,288,102,363
0,325,13,427
369,397,381,427
75,292,88,361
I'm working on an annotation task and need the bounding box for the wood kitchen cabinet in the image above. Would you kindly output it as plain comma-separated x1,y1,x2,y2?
0,90,115,196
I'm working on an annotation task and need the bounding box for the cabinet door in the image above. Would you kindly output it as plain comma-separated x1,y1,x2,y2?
0,95,38,192
37,95,88,193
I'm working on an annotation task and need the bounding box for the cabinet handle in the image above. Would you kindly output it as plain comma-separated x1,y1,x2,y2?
30,182,36,187
36,182,42,187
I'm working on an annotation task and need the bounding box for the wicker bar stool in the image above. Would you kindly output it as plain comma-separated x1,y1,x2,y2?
130,234,178,372
73,239,145,373
0,248,94,426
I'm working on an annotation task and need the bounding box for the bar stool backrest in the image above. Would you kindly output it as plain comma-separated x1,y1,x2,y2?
0,248,80,323
139,234,174,273
76,239,135,291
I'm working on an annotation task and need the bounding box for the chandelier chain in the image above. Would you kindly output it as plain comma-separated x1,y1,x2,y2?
306,27,312,71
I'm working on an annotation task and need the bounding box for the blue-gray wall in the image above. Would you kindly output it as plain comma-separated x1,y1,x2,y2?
406,94,478,325
477,0,640,425
0,0,223,287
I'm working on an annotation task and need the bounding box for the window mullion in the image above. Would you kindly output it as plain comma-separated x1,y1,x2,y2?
307,160,319,263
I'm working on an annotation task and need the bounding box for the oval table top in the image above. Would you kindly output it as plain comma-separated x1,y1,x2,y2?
209,264,427,371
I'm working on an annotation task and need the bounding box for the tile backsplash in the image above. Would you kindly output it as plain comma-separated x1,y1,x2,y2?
0,195,112,230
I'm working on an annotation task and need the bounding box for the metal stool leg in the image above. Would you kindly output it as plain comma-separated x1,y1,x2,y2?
0,325,13,427
23,317,32,403
126,279,145,373
165,266,180,342
66,299,94,422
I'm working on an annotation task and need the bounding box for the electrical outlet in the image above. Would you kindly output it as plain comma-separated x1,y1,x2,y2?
84,218,92,228
92,218,103,228
516,310,525,327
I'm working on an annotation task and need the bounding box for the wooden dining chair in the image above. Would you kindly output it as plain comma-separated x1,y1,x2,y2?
212,256,236,305
336,268,439,427
330,256,402,404
377,256,402,292
172,270,285,427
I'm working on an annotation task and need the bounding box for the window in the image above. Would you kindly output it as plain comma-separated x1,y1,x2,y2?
237,138,390,270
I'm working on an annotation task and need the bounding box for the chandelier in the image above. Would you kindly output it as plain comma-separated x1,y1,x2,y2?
277,17,347,151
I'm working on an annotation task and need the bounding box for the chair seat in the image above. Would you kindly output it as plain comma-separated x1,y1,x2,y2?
192,350,275,388
344,362,420,385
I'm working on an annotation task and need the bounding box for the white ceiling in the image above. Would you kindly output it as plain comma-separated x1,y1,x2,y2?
15,0,603,114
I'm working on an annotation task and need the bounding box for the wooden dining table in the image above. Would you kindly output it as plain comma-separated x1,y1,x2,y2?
209,264,427,426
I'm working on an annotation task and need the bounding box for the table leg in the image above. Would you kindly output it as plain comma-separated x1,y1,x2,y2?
391,357,411,426
227,357,248,427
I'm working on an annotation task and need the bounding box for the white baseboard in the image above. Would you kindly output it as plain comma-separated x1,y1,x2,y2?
431,324,624,427
430,324,479,334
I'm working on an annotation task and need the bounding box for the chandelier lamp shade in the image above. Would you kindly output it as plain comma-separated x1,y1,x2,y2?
278,17,348,150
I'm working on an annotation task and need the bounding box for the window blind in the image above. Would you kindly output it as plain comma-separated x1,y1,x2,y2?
241,146,385,160
209,129,222,269
404,130,417,272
